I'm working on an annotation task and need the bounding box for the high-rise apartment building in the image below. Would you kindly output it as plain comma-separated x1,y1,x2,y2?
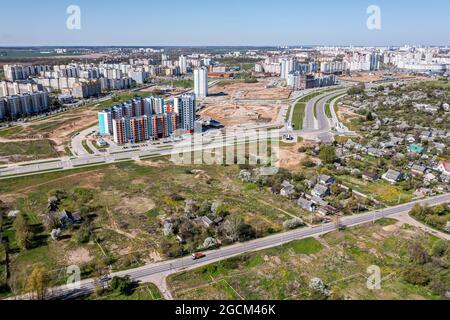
179,55,188,74
193,67,208,98
98,95,195,144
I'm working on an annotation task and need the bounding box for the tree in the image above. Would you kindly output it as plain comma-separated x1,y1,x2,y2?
238,223,256,242
318,146,336,165
224,216,242,242
366,111,375,121
27,265,50,300
13,213,33,250
77,222,93,244
408,243,430,265
109,276,134,296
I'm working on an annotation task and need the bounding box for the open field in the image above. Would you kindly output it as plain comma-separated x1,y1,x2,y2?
338,71,427,83
0,158,314,297
161,79,194,89
0,140,59,164
209,78,291,101
337,175,413,206
200,79,289,128
167,219,449,300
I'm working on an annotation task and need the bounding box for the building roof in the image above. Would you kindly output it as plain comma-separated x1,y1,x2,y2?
383,169,403,181
408,144,425,153
313,184,329,195
438,160,450,172
297,198,314,209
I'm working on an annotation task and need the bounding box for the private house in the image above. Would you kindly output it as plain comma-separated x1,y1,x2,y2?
366,147,383,158
424,173,437,182
408,144,425,154
382,169,404,184
311,196,328,207
297,198,316,212
59,210,82,228
420,131,433,142
318,205,338,216
362,172,379,182
318,175,336,186
311,184,330,198
200,216,214,228
411,164,427,176
414,187,432,198
437,160,450,176
280,180,296,198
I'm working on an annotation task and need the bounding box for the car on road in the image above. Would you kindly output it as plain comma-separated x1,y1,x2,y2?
192,252,206,260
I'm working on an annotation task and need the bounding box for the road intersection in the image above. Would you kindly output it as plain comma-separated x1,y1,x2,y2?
33,192,450,300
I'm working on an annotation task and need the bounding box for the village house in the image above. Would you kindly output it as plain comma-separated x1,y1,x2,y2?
362,172,379,182
297,198,316,212
311,184,330,198
408,144,425,155
59,210,82,229
318,175,336,186
318,205,339,216
437,160,450,176
280,180,296,198
382,169,404,184
411,164,427,176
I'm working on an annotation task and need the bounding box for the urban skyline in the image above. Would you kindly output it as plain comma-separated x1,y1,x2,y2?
1,0,450,47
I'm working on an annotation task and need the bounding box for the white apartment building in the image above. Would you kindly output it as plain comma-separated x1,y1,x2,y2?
193,67,208,98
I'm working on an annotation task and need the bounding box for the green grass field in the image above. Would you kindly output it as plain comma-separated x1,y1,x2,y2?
168,222,448,300
0,140,59,162
337,175,413,206
161,79,194,89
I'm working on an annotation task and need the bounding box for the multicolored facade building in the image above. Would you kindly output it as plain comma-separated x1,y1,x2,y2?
98,94,196,144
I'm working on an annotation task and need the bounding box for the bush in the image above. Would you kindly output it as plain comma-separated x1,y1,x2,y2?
238,224,256,242
431,240,449,257
109,276,134,295
408,243,430,265
283,218,305,230
402,266,430,286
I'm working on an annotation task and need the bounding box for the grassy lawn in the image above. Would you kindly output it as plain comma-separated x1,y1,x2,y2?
337,175,413,206
292,101,306,130
0,159,310,297
168,222,448,300
81,140,94,154
0,126,26,137
291,88,341,130
161,79,193,89
0,140,59,162
93,283,164,300
96,92,154,111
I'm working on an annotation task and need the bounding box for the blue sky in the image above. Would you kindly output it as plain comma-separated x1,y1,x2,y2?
1,0,449,46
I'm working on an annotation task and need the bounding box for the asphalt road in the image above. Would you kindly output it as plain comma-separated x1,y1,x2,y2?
43,192,450,300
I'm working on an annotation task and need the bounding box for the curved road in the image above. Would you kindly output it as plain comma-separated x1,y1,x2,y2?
34,192,450,300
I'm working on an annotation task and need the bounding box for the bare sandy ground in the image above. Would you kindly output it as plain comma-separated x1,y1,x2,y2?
200,79,290,128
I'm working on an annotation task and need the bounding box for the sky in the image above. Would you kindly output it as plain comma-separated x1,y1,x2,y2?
0,0,449,47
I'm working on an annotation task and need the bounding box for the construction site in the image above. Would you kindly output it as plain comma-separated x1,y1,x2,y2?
199,78,292,128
